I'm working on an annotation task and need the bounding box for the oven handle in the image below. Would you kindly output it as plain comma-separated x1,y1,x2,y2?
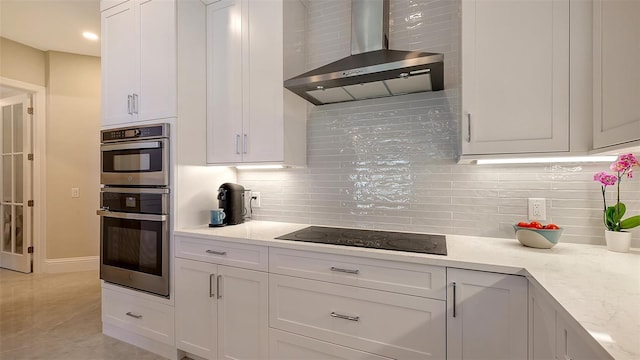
100,141,162,152
96,210,166,221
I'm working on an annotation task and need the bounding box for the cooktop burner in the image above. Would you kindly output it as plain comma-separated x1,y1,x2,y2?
275,226,447,256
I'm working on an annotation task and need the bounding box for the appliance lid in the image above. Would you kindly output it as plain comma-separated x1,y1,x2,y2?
284,0,444,106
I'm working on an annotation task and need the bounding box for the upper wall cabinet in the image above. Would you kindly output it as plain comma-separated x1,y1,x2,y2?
101,0,177,127
205,0,307,166
460,0,570,158
592,0,640,150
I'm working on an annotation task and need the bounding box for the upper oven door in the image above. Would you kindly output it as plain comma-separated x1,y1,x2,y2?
101,138,169,186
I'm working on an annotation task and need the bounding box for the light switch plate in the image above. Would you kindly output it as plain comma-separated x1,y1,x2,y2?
71,188,80,198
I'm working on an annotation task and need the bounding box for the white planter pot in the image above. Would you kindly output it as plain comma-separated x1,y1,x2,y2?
604,230,632,253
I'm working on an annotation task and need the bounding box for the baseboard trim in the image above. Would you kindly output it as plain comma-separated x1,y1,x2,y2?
44,256,99,273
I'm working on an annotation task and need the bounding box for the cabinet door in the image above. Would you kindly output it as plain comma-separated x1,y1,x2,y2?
217,265,269,360
175,258,217,360
206,0,244,164
244,0,284,163
447,268,528,360
138,0,177,122
529,283,557,360
461,0,569,155
593,0,640,149
556,312,613,360
101,0,137,126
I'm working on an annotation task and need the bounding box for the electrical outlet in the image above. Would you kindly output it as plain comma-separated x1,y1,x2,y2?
251,192,261,208
71,188,80,198
528,198,546,221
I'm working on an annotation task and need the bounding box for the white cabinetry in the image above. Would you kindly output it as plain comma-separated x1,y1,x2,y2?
268,247,446,360
593,0,640,149
174,236,269,360
270,328,393,360
101,0,176,126
205,0,307,166
461,0,570,157
529,283,613,360
101,284,175,359
447,268,528,360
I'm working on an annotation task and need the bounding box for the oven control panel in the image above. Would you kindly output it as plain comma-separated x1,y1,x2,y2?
101,123,169,143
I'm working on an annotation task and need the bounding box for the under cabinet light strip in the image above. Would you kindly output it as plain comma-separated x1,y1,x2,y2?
236,164,284,170
476,156,618,165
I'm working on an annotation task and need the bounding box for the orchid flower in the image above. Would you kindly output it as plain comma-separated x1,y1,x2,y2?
594,154,640,231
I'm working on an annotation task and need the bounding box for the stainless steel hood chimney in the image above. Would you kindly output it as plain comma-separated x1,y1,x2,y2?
284,0,444,106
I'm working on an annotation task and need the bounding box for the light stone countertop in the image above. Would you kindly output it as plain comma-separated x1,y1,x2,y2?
175,221,640,359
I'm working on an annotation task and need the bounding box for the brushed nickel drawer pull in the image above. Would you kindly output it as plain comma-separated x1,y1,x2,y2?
217,275,222,299
453,282,457,318
330,266,359,274
209,274,215,298
126,312,142,319
206,250,227,256
330,312,360,322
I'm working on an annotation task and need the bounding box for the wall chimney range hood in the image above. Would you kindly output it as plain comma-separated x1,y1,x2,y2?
284,0,444,106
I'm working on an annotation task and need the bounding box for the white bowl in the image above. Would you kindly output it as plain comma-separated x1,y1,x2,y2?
513,225,563,249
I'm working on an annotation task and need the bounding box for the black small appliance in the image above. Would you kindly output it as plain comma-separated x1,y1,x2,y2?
217,183,245,225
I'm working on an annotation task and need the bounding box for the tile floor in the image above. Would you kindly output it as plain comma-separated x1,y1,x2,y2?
0,268,166,360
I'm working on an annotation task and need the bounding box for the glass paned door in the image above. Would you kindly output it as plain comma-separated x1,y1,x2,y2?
0,94,32,273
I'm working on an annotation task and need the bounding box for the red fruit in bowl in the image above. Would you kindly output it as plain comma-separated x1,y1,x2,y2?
516,221,530,228
544,223,560,230
529,221,543,229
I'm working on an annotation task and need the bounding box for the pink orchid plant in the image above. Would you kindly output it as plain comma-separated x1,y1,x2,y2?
594,153,640,232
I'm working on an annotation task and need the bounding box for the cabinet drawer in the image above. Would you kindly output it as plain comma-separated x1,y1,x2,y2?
269,328,393,360
269,247,445,299
269,274,446,360
102,288,174,345
176,235,268,271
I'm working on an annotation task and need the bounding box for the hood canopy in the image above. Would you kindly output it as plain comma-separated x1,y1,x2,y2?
284,0,444,106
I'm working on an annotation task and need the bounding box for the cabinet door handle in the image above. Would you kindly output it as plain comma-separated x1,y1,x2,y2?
217,275,222,299
206,249,227,256
243,134,247,154
209,274,215,298
330,312,360,322
466,113,471,143
127,95,133,114
452,281,457,318
132,93,139,114
330,266,359,274
235,134,241,154
126,311,142,319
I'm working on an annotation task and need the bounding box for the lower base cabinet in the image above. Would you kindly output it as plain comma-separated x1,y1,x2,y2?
175,257,268,360
269,273,446,360
446,268,528,360
269,329,393,360
529,282,613,360
101,285,176,359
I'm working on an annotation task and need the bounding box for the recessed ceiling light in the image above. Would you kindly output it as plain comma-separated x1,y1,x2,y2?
82,32,99,41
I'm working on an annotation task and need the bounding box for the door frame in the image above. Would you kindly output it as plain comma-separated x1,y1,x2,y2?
0,77,46,273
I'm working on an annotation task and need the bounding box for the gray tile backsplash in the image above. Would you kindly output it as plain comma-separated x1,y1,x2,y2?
238,0,640,246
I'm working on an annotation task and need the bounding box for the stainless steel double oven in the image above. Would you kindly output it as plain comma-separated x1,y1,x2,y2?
98,124,170,297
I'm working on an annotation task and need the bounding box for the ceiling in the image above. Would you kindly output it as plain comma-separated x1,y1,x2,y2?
0,0,101,57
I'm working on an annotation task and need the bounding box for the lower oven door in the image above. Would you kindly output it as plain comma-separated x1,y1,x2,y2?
97,210,169,297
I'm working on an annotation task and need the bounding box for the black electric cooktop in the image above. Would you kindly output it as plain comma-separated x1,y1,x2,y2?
275,226,447,256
